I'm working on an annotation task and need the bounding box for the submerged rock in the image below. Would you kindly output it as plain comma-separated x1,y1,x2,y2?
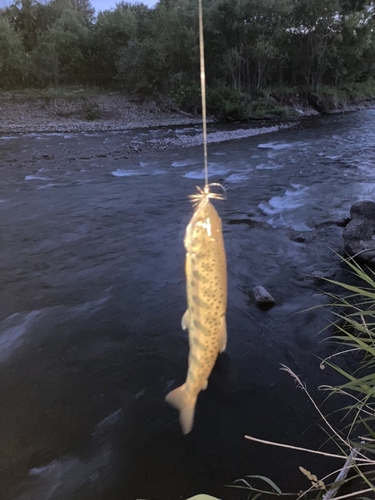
252,286,275,308
290,233,306,243
343,201,375,264
310,271,327,283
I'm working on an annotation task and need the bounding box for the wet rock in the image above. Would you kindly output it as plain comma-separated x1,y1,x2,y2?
350,200,375,221
290,233,306,243
336,217,351,227
343,215,375,264
344,218,373,241
315,217,350,229
252,286,275,308
227,217,258,227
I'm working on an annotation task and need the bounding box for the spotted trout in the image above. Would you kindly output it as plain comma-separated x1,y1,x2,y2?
166,188,227,434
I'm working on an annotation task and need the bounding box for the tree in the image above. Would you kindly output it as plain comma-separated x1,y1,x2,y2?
31,6,91,85
0,17,28,87
92,3,137,85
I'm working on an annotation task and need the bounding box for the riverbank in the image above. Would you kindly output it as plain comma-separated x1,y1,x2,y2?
1,89,374,136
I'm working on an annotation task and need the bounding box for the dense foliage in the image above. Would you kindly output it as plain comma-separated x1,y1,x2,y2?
1,0,375,112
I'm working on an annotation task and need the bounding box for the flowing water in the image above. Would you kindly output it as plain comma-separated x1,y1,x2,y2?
1,111,375,500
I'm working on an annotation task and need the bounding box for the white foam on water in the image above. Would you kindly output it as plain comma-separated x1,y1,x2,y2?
0,296,109,364
183,169,205,179
150,124,293,149
259,186,309,215
16,448,112,500
266,216,312,232
0,310,44,363
25,175,51,181
37,183,65,189
171,159,198,167
152,169,167,175
33,133,76,139
267,151,283,159
110,130,129,136
183,167,229,179
174,127,197,134
0,135,18,140
289,221,313,232
94,409,122,431
226,173,249,183
258,141,292,150
15,402,119,500
212,152,227,156
256,163,282,170
289,182,304,190
67,296,110,319
325,154,342,160
111,169,148,177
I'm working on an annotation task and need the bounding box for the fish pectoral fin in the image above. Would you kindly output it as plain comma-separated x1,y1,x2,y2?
202,379,208,390
181,309,190,330
218,317,227,353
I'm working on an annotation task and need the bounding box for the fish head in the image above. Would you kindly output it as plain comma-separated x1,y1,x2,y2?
185,199,222,253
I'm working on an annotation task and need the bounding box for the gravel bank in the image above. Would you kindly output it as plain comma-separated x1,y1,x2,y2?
1,92,372,154
0,93,205,133
0,93,300,153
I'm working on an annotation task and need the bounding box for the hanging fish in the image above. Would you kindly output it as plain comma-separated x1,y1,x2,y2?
166,185,227,434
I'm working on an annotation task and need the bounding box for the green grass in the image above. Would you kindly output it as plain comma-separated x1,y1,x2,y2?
227,256,375,499
0,85,105,102
249,98,298,118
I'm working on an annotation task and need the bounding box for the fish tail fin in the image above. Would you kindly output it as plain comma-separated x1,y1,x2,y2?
165,384,197,435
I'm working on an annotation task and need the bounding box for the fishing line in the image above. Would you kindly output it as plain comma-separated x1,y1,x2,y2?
198,0,209,191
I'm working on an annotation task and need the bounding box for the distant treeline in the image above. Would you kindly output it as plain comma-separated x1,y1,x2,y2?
1,0,375,110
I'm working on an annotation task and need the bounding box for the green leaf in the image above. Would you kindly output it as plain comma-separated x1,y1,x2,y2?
186,496,221,500
246,475,282,494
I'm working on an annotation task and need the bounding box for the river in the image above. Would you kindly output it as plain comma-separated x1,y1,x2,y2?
1,110,375,500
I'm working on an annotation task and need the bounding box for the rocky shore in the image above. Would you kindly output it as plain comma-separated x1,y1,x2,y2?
0,92,301,153
0,93,205,134
1,91,374,137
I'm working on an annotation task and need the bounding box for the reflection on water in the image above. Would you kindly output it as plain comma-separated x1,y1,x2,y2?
1,111,375,500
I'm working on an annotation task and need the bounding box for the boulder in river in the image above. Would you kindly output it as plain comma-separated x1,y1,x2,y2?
252,286,275,308
343,201,375,264
350,200,375,221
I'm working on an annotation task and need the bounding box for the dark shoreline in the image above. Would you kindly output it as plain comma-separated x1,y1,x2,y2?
1,90,374,135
